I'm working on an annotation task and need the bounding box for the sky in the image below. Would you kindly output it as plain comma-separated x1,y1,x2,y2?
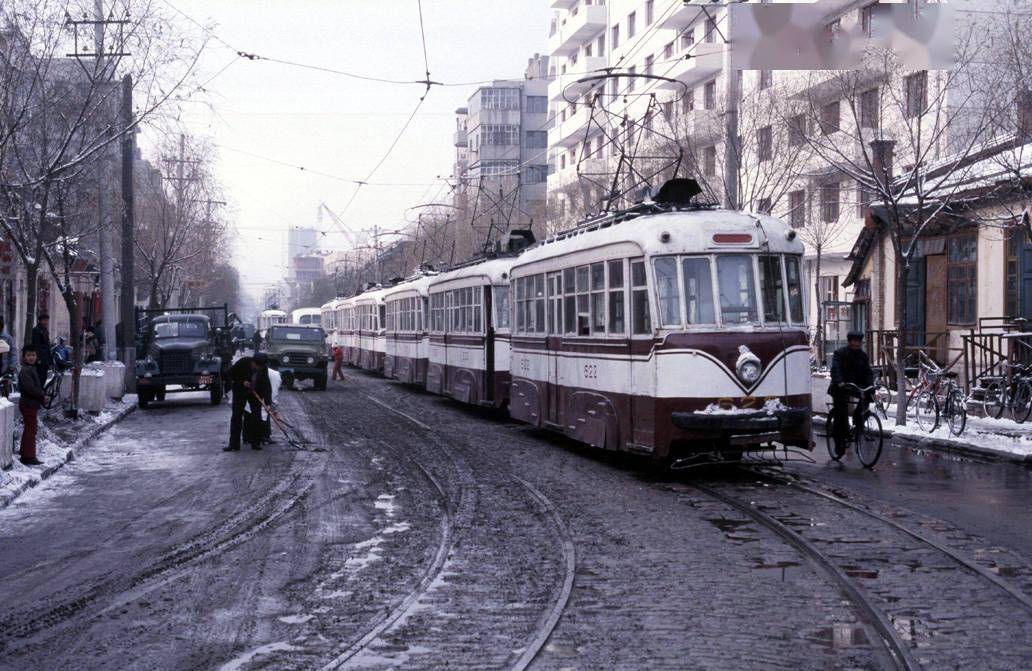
162,0,553,306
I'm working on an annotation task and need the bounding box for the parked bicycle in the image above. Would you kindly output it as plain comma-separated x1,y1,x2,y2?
42,346,74,410
935,370,968,436
825,383,884,468
906,361,943,432
981,361,1032,423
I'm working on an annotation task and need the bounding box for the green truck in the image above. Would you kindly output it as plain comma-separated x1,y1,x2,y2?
263,324,329,390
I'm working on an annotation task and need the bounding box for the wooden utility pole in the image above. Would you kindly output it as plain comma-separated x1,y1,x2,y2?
119,73,135,390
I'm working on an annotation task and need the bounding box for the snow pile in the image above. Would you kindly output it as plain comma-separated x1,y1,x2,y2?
889,418,1032,459
695,398,788,416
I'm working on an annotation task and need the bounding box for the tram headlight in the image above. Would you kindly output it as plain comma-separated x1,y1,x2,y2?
737,359,761,384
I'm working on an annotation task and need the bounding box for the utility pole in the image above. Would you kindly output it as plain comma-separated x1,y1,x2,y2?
94,0,117,361
119,73,135,389
720,5,739,210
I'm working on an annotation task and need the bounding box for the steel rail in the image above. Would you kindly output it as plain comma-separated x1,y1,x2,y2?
691,482,919,671
751,468,1032,616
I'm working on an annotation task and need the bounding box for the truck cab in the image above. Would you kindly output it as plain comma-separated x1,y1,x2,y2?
264,324,329,390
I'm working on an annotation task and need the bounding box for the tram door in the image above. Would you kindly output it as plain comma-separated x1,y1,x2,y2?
546,272,562,425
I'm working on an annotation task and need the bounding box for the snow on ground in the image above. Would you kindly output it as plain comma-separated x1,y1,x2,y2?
883,410,1032,459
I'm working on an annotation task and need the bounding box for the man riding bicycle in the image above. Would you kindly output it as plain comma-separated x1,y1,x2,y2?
829,330,874,458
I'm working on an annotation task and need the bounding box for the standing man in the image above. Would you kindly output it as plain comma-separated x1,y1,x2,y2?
31,313,52,384
332,344,345,382
17,346,44,466
224,352,272,451
252,329,262,354
829,330,874,458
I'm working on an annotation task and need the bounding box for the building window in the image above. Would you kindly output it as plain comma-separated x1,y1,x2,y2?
627,11,636,38
860,3,875,37
526,96,548,114
759,69,773,91
788,189,806,228
789,114,807,147
682,88,695,113
525,165,548,184
758,125,772,162
560,154,566,170
820,275,839,304
584,43,592,58
611,24,620,49
821,182,840,222
646,0,654,25
821,100,840,134
597,34,606,57
645,54,654,77
703,145,717,176
479,160,518,176
480,88,519,110
481,124,519,146
663,41,673,59
526,130,548,148
627,65,636,92
860,87,879,129
681,28,694,50
856,180,874,217
704,80,717,109
905,71,928,119
948,234,977,324
705,17,716,43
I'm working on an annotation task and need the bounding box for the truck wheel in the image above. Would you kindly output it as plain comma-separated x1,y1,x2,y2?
155,385,166,402
138,389,153,409
210,380,223,405
314,372,327,391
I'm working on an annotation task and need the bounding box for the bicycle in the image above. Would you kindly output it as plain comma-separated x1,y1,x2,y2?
825,383,884,469
905,361,943,432
935,370,968,436
42,352,74,410
981,362,1032,424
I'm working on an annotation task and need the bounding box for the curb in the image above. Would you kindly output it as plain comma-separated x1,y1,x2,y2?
813,415,1032,466
0,402,137,510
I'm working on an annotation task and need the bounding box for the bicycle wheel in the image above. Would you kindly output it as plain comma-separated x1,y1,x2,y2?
914,390,939,432
945,388,968,436
856,412,884,468
982,381,1005,419
873,384,891,419
1012,380,1032,424
825,414,842,461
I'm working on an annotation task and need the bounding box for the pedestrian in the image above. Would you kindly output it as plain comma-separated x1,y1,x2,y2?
0,317,16,376
17,346,44,466
332,344,345,382
83,323,99,363
252,329,262,353
224,352,272,452
30,313,52,384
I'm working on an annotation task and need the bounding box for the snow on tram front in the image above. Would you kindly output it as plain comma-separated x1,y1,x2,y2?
507,179,813,465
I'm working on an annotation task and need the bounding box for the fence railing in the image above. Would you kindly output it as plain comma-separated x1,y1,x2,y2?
867,329,964,390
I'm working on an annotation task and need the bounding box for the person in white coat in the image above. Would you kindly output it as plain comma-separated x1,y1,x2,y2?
263,366,282,443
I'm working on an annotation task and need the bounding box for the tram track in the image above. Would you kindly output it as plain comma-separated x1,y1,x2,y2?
675,469,1032,671
347,385,578,671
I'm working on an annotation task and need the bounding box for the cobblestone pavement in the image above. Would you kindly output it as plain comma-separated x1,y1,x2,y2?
1,374,1030,670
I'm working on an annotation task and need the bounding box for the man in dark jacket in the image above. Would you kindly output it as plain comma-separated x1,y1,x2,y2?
30,313,52,384
224,353,273,451
829,330,874,457
18,346,45,465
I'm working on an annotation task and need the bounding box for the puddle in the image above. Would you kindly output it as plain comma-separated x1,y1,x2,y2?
706,517,752,533
751,560,801,581
988,564,1023,577
841,565,880,579
812,623,870,649
278,614,314,625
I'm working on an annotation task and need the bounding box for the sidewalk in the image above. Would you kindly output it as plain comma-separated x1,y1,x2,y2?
0,397,136,509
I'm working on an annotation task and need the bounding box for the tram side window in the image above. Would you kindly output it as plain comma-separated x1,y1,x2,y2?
653,257,682,327
786,256,804,323
608,259,626,334
563,268,577,335
493,286,510,329
378,305,386,331
474,286,483,333
681,257,715,324
533,275,545,334
576,266,590,335
547,273,562,334
631,260,652,335
590,262,606,334
760,256,787,322
717,255,758,323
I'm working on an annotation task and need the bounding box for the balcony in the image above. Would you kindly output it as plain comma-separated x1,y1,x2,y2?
548,56,608,102
550,0,578,8
661,3,716,32
548,3,606,57
659,42,724,89
553,104,592,148
453,128,467,148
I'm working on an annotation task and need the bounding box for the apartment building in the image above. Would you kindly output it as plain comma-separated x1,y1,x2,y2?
452,54,553,241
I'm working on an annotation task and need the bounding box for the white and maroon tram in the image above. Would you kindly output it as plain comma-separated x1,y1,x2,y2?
507,194,811,461
352,289,387,372
383,275,435,385
320,298,340,346
425,257,514,408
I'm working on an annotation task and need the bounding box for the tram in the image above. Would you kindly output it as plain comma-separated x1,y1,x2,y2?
340,179,813,463
257,309,288,336
291,307,322,327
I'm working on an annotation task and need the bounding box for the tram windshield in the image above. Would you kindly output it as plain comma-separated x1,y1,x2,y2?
651,254,804,328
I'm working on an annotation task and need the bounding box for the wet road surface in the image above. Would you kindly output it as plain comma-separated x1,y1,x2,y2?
0,374,1030,669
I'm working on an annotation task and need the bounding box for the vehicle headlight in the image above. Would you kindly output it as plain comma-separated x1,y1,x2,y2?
307,356,315,365
145,355,155,365
281,355,289,364
737,360,761,384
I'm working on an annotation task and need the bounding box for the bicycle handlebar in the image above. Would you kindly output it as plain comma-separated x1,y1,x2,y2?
839,383,876,394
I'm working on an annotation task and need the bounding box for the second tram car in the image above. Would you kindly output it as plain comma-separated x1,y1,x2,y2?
257,309,288,336
353,289,387,372
426,257,515,408
291,307,322,327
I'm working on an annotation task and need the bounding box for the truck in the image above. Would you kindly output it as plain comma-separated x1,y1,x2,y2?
134,305,234,409
263,324,329,390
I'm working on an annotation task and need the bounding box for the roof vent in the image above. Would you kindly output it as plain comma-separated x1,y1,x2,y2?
653,178,703,207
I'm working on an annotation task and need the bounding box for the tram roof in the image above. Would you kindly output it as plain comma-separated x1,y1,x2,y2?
383,273,436,301
428,256,518,290
512,210,804,272
259,309,287,317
